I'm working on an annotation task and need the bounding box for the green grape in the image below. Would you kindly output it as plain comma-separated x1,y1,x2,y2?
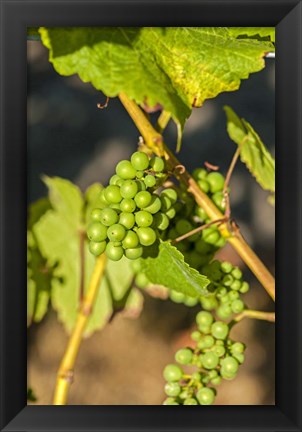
100,208,119,226
207,172,225,193
160,188,178,204
220,357,239,378
135,272,150,288
168,228,178,240
165,206,176,220
175,348,193,365
212,345,226,358
125,246,143,260
87,222,108,242
135,191,152,208
109,174,121,185
191,331,201,341
230,277,242,290
122,230,139,249
211,321,229,340
232,267,243,279
184,296,199,307
135,179,147,192
202,228,220,245
231,342,245,354
106,242,124,261
228,291,239,301
196,311,214,327
200,295,219,311
142,196,161,214
211,376,222,385
175,219,193,235
196,387,215,405
170,290,185,304
222,274,234,287
195,206,207,221
233,353,245,364
136,227,156,246
160,195,172,212
99,189,109,206
165,382,181,397
120,180,138,199
195,239,212,254
135,210,153,227
239,281,250,293
107,224,126,242
197,179,210,193
109,203,121,212
150,156,165,172
163,397,179,405
119,212,135,230
216,237,226,248
220,261,233,273
184,398,198,405
208,370,218,379
212,191,226,211
201,352,219,370
91,208,103,222
176,241,190,254
104,185,122,204
185,251,202,269
120,198,136,213
154,213,170,231
203,335,215,348
231,299,245,314
116,160,137,179
191,371,202,381
217,304,232,320
179,389,191,400
163,364,183,382
198,325,211,335
144,174,156,188
89,241,106,256
192,168,207,180
130,151,149,170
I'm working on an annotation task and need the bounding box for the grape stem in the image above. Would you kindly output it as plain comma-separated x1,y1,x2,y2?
173,218,227,243
53,253,107,405
119,93,275,302
233,309,275,323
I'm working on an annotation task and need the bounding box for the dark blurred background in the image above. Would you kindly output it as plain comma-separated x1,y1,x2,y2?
27,38,275,405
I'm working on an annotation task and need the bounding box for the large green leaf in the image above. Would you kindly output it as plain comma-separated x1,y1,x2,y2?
33,177,142,335
229,27,275,43
39,27,274,150
140,241,209,298
224,106,275,196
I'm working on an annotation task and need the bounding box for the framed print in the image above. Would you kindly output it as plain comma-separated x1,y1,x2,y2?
0,0,301,431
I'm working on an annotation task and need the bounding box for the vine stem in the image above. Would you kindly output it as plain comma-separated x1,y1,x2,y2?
233,310,275,323
53,253,107,405
119,93,275,302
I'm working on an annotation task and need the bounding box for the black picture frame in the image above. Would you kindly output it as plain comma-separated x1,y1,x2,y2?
0,0,301,431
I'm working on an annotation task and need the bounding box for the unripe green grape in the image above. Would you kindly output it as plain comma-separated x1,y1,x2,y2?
185,251,202,269
120,180,138,199
183,296,199,307
170,290,185,304
125,246,143,260
107,224,126,242
179,389,191,400
163,364,183,382
100,208,119,226
191,371,202,381
200,295,219,311
135,210,153,227
198,325,211,335
191,330,201,341
222,274,234,287
216,286,227,297
120,198,136,213
165,206,176,220
136,170,144,179
144,174,156,188
195,206,207,221
161,188,178,204
233,353,245,364
231,342,245,354
196,387,215,405
176,241,190,254
116,160,137,179
163,397,179,405
220,294,230,304
135,179,147,192
220,261,233,273
203,335,215,348
154,213,170,231
198,179,210,193
130,151,149,170
150,156,165,172
109,174,121,185
143,196,162,214
212,191,226,211
208,370,218,379
239,281,250,293
160,195,172,212
175,348,193,365
192,168,207,180
196,311,214,327
109,203,121,213
215,236,226,248
164,382,181,397
168,228,178,240
202,228,220,245
207,172,225,193
231,267,242,280
87,222,108,242
175,219,193,236
229,291,240,301
211,376,222,385
136,227,156,246
122,230,139,249
212,345,226,358
231,299,245,314
220,356,239,377
99,189,109,206
201,374,210,385
211,321,229,340
91,208,103,222
201,352,219,370
135,272,150,288
119,212,135,230
104,185,122,204
89,241,106,256
135,191,152,208
217,304,232,320
195,239,212,254
106,242,124,261
184,398,198,405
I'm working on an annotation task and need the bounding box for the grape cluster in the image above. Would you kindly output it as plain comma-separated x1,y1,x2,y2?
87,151,179,261
163,312,246,405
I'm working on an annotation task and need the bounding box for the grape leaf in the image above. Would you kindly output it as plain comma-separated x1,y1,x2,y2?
224,106,275,195
140,241,209,298
229,27,275,43
33,177,142,335
39,27,274,150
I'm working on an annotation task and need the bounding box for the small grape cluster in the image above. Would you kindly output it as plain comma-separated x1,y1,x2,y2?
163,312,246,405
87,151,179,261
199,260,249,319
